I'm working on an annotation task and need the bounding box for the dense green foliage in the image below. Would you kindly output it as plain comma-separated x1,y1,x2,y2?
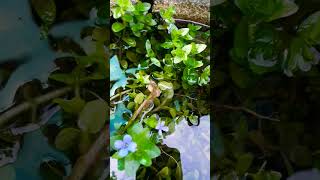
212,0,320,179
110,0,210,178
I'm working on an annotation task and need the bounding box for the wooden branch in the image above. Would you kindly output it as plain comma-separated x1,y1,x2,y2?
68,127,108,180
0,87,72,128
213,103,280,122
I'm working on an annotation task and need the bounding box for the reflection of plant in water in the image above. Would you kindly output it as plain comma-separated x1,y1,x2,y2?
212,0,320,179
110,0,210,178
0,0,108,179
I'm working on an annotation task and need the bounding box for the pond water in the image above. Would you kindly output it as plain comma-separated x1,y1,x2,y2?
110,116,210,180
0,0,96,111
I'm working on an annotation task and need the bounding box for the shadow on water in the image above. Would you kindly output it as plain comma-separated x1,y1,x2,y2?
0,0,96,111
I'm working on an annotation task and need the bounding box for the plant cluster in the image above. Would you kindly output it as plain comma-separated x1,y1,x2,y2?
110,0,210,178
212,0,320,179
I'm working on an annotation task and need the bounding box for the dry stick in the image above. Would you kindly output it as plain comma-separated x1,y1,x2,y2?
68,127,108,180
0,87,72,127
119,95,154,134
213,103,280,122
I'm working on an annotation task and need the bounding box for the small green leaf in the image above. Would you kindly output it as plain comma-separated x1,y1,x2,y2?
111,7,122,19
144,115,158,128
112,22,126,32
151,57,161,67
78,100,108,133
236,153,253,175
122,37,136,47
195,44,207,54
54,128,80,151
145,39,155,58
134,93,145,104
53,97,85,114
158,81,173,90
31,0,56,25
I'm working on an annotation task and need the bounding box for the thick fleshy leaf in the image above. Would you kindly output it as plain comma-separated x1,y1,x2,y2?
235,0,298,22
298,11,320,45
54,128,81,151
78,100,108,133
112,22,126,32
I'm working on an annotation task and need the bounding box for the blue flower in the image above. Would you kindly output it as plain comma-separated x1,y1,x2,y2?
155,121,169,137
114,134,137,157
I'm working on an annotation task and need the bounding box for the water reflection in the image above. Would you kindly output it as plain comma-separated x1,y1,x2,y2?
0,0,96,111
163,116,210,180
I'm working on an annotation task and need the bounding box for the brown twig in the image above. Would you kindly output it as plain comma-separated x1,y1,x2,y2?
119,81,160,134
0,87,72,127
213,103,280,122
68,126,108,180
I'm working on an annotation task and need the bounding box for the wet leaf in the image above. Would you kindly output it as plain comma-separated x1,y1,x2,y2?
31,0,56,25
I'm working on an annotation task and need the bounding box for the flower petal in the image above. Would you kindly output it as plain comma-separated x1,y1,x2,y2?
162,126,169,132
128,142,137,152
119,148,129,157
158,130,163,137
114,140,124,150
161,121,165,126
155,122,161,130
123,134,132,144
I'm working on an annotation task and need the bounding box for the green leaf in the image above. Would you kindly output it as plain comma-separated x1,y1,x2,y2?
122,14,133,22
199,65,210,86
111,7,122,19
161,41,174,49
169,108,177,118
182,68,199,85
54,128,80,151
135,2,151,12
194,44,207,54
151,57,161,67
78,132,91,155
160,6,175,23
134,93,145,104
144,115,158,128
49,73,75,85
298,11,320,45
157,167,170,178
235,0,298,22
182,44,192,55
122,37,136,47
112,22,126,32
31,0,56,25
124,154,140,177
53,97,85,114
158,81,173,90
236,153,253,175
185,58,203,68
78,100,107,133
145,39,155,58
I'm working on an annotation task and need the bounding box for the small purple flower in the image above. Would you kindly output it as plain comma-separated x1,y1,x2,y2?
155,121,169,137
114,134,137,157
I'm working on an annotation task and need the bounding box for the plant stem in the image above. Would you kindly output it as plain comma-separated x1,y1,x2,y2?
110,89,132,101
119,94,154,134
0,87,72,128
213,103,280,122
68,127,108,180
